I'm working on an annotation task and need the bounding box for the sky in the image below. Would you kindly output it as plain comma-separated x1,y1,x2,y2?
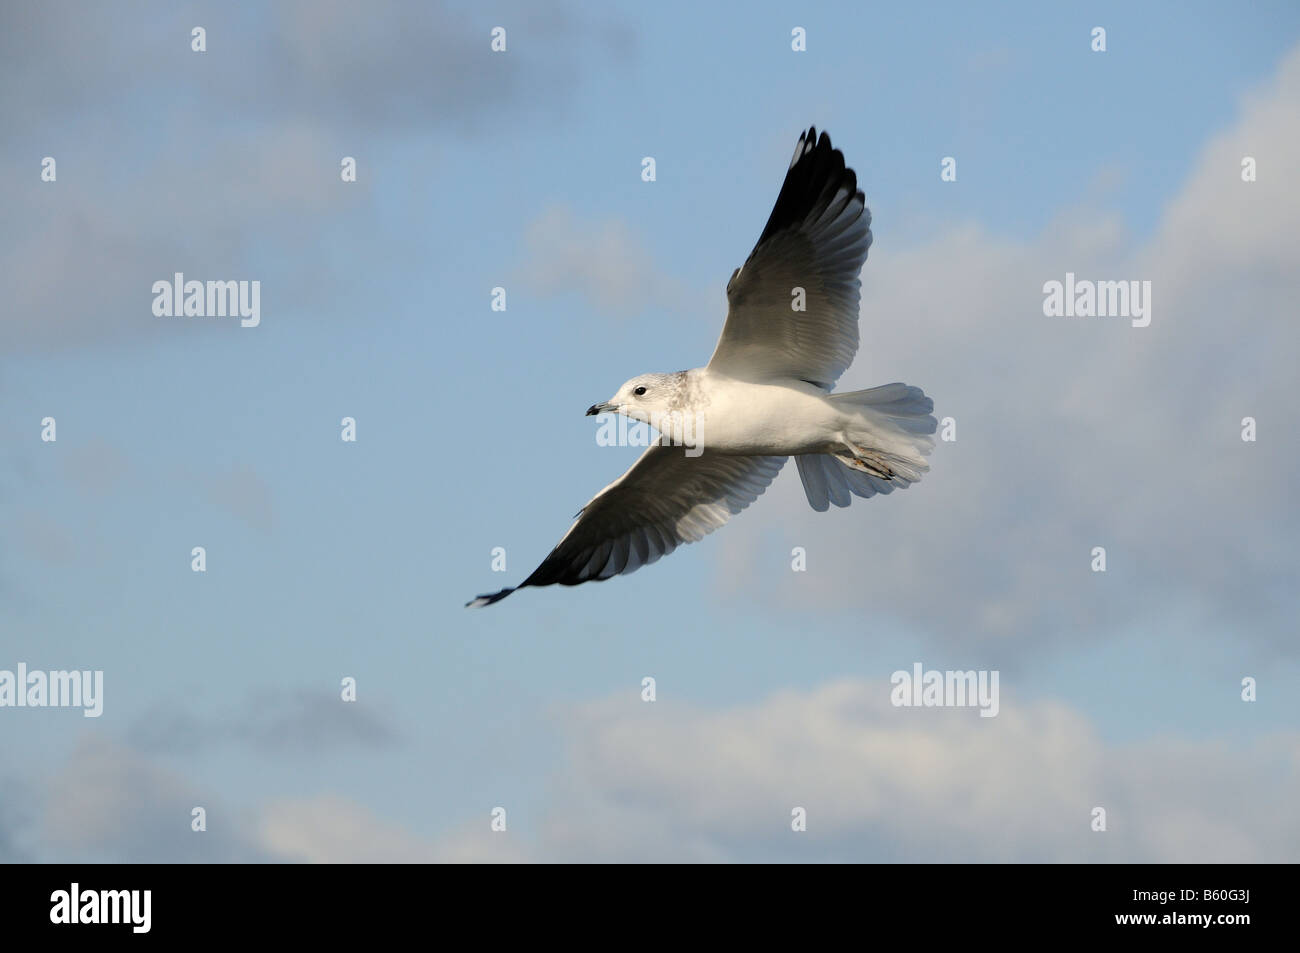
2,0,1298,862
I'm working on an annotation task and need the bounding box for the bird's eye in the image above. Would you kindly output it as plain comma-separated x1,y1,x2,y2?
633,386,647,397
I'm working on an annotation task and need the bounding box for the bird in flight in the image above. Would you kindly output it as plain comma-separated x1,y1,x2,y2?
468,126,936,607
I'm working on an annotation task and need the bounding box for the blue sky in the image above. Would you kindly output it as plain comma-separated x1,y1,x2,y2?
2,0,1298,862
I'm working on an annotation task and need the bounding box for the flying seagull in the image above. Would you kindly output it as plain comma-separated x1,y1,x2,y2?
468,126,936,607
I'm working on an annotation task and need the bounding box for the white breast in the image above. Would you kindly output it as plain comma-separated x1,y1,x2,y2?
690,369,839,455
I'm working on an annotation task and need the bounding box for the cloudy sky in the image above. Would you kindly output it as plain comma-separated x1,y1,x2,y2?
2,0,1298,863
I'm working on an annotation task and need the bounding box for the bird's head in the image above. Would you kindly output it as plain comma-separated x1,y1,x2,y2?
586,372,682,425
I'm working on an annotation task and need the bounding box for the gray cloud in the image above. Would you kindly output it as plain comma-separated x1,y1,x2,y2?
205,464,275,534
10,509,79,566
1,1,622,132
42,737,279,863
0,1,631,353
0,775,38,863
61,438,131,499
126,688,400,756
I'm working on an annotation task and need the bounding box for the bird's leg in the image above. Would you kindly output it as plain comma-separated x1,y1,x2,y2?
833,443,898,481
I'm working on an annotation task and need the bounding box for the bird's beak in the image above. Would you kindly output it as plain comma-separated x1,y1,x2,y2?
586,401,616,417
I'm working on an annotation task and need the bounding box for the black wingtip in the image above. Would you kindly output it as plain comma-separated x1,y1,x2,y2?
465,587,516,608
801,125,829,150
758,125,855,249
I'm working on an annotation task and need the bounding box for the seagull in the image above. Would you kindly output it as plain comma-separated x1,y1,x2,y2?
468,126,936,607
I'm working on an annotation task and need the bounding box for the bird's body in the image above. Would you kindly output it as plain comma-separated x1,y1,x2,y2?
636,368,838,456
469,127,937,607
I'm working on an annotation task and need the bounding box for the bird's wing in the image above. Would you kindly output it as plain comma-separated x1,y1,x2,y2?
707,126,872,390
467,446,786,606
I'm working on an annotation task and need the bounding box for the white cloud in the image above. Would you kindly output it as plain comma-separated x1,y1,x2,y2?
19,677,1299,863
260,797,528,864
515,205,688,318
531,680,1300,862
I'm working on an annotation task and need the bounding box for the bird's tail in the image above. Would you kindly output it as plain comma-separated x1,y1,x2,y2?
796,383,936,511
